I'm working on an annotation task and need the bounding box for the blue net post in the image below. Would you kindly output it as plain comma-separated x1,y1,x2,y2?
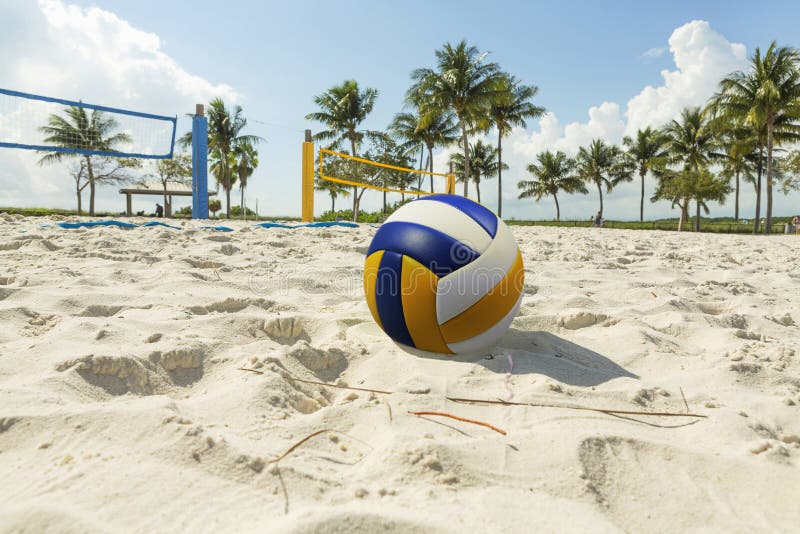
192,104,209,219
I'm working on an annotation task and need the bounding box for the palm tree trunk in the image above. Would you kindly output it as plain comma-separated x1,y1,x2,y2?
734,171,740,221
497,130,503,217
754,146,763,234
695,200,701,232
76,188,82,215
678,201,687,232
241,187,246,221
350,138,359,222
596,180,604,218
163,183,169,217
765,120,774,234
639,169,646,222
554,193,560,221
85,156,95,216
475,176,481,203
428,145,434,193
383,189,387,213
417,144,424,199
460,120,469,198
331,194,335,213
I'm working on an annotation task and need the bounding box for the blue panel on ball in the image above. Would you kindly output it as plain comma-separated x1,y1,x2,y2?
415,194,498,238
367,221,480,277
375,250,415,347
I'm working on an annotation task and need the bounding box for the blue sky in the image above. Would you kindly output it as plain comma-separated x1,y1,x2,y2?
2,0,800,220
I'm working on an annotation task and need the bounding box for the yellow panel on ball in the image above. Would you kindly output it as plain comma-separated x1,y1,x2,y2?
400,255,453,354
363,250,384,331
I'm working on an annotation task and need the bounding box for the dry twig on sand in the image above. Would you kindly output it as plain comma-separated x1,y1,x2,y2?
238,367,264,374
285,375,392,395
268,429,332,464
446,397,707,418
408,410,507,435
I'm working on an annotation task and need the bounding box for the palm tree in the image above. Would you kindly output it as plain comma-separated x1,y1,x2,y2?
390,107,458,193
622,127,669,222
450,140,506,203
209,99,261,218
575,139,629,218
315,177,349,213
409,40,505,197
709,42,800,232
661,107,720,229
490,75,545,217
233,140,258,220
717,131,755,221
306,80,381,221
518,150,586,220
180,98,262,218
38,106,132,215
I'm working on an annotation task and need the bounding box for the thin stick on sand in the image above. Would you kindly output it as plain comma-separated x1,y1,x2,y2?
408,410,507,435
238,367,264,374
447,397,707,418
284,375,392,395
384,400,393,423
267,429,332,464
680,387,690,412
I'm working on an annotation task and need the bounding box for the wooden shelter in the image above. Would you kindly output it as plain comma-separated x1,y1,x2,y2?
119,182,216,217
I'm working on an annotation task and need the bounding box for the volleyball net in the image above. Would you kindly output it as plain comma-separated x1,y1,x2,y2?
318,148,455,197
0,88,177,159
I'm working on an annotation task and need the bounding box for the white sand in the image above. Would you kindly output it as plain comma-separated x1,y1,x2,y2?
1,212,798,533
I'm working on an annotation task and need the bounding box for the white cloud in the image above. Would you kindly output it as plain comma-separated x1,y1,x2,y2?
642,47,667,58
0,0,237,212
625,20,747,136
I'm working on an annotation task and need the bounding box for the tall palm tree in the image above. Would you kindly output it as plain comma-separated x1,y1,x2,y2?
709,42,800,232
306,80,380,220
390,107,458,193
209,99,261,218
409,40,505,197
575,139,629,218
518,150,586,220
661,107,720,229
233,139,259,220
489,75,545,217
38,106,132,216
717,131,755,221
622,127,669,222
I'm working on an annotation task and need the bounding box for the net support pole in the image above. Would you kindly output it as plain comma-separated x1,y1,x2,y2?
192,103,209,220
301,129,314,222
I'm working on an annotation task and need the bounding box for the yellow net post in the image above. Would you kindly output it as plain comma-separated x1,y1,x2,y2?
301,129,314,222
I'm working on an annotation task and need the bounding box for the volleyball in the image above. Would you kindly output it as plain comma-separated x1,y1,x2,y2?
363,195,524,355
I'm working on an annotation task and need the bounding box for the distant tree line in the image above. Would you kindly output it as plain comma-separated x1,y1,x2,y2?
306,40,800,231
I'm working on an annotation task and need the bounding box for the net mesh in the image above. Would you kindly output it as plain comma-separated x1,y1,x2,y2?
0,88,176,159
319,148,454,196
